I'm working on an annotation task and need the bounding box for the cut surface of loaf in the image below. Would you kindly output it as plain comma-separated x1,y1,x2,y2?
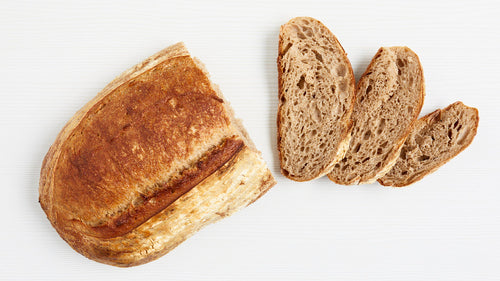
277,17,355,181
379,102,479,187
328,47,425,185
39,42,276,266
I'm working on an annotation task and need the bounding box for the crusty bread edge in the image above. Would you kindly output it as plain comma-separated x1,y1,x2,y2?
277,17,356,182
378,101,479,187
60,147,275,267
327,46,425,185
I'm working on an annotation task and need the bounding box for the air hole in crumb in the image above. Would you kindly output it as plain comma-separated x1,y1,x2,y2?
320,143,326,149
302,26,313,37
453,120,459,128
340,80,347,92
341,164,349,171
334,163,340,168
397,58,405,68
336,64,346,76
328,130,334,135
331,85,336,94
364,130,371,140
282,43,292,56
354,143,361,153
280,96,286,102
418,155,430,161
312,50,323,62
312,130,317,136
377,119,386,135
282,169,289,177
448,129,453,139
402,171,408,175
297,75,306,89
313,105,321,121
398,68,402,75
362,157,370,163
366,85,372,95
296,31,306,39
457,125,462,131
377,148,383,155
408,106,413,113
381,141,388,148
375,162,381,169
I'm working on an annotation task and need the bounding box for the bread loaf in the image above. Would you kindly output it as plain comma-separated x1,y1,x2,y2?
39,42,276,267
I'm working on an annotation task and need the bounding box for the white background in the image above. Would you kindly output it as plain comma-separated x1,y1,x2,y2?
1,0,499,280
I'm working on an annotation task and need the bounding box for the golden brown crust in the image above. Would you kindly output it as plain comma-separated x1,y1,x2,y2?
39,43,276,266
51,146,275,267
86,137,245,238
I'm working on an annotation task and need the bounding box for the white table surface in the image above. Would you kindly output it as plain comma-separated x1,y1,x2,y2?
1,0,499,280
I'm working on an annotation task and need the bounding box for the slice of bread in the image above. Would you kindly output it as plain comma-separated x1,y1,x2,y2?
277,17,355,181
328,47,425,185
378,102,479,187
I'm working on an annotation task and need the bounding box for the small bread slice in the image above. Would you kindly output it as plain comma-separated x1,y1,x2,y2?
378,102,479,187
328,47,425,185
277,17,355,181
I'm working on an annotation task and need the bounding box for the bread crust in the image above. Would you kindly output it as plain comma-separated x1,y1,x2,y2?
39,43,275,266
277,17,355,181
378,101,479,187
327,47,425,185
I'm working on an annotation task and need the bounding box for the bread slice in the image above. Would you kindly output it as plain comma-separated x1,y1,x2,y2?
328,47,425,185
39,42,276,267
378,102,479,187
277,17,355,181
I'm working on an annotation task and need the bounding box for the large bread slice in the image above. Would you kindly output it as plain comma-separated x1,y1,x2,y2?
277,17,355,181
378,102,479,187
328,47,425,185
39,42,276,267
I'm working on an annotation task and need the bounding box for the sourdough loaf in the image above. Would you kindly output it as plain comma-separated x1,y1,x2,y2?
39,42,275,267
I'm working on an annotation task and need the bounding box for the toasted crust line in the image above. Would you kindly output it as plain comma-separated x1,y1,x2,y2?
83,137,244,239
